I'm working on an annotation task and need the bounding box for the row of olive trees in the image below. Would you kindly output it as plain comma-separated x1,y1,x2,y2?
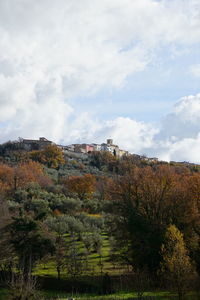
0,178,105,299
45,214,104,280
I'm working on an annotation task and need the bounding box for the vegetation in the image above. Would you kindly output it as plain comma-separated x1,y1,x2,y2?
0,146,200,299
30,145,65,169
159,225,197,300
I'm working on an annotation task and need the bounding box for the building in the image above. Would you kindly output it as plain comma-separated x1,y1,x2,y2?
82,144,94,153
64,145,75,152
19,137,53,151
92,143,101,151
118,149,129,157
73,144,94,153
101,139,119,156
65,138,129,157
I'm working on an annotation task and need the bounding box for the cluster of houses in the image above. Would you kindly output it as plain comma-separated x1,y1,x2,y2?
18,137,129,157
13,137,159,162
64,139,129,157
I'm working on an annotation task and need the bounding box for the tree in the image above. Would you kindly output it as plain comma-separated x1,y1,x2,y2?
134,268,151,300
0,195,14,283
96,176,113,201
0,161,52,193
106,165,176,272
30,145,65,169
14,161,52,189
8,215,55,276
160,224,197,300
64,174,96,200
90,151,117,172
8,271,38,300
45,216,68,280
0,164,14,194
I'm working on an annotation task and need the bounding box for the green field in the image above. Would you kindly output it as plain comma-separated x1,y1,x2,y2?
0,289,199,300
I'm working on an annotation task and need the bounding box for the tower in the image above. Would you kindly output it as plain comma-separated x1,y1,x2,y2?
107,139,113,145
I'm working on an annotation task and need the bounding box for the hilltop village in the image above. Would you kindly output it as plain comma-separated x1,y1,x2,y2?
3,136,160,163
2,137,200,168
19,137,129,157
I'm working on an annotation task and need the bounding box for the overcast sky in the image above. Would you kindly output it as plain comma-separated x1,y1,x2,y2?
0,0,200,162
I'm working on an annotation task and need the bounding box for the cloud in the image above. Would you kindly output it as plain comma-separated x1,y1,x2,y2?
65,116,157,153
67,94,200,163
148,94,200,162
95,117,157,154
156,94,200,140
0,1,200,162
162,134,200,163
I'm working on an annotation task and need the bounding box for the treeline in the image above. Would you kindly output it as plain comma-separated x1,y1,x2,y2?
106,165,200,297
0,145,200,299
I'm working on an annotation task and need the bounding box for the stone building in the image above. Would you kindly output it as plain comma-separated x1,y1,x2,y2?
19,137,53,151
101,139,119,156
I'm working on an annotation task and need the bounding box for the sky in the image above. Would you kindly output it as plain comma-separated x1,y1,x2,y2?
0,0,200,162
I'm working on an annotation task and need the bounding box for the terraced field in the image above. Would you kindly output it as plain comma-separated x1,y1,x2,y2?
33,233,124,279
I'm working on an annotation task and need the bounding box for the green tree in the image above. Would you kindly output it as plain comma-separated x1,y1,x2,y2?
45,216,69,280
160,224,197,300
8,216,55,276
90,151,117,172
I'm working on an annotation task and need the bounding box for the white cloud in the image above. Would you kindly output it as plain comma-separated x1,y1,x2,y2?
67,116,157,153
164,134,200,163
95,117,157,153
68,94,200,163
1,0,200,162
150,94,200,162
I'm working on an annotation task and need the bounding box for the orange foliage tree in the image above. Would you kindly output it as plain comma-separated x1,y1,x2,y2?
64,174,96,200
0,161,52,193
14,161,52,189
0,164,14,194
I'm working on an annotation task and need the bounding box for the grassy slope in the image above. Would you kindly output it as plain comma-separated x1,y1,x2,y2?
33,233,124,279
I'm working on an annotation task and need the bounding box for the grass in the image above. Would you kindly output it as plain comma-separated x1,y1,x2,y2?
0,288,199,300
47,291,200,300
33,232,123,279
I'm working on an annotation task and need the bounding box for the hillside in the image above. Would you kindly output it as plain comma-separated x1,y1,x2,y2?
0,141,200,299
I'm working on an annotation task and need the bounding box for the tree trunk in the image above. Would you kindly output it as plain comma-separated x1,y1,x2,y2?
57,266,61,281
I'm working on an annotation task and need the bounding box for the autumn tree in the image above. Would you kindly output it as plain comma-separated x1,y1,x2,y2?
0,162,52,194
30,145,65,169
160,224,197,300
0,164,14,194
106,165,177,271
64,174,96,200
14,161,52,189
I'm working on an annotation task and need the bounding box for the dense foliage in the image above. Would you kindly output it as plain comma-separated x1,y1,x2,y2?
0,147,200,298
